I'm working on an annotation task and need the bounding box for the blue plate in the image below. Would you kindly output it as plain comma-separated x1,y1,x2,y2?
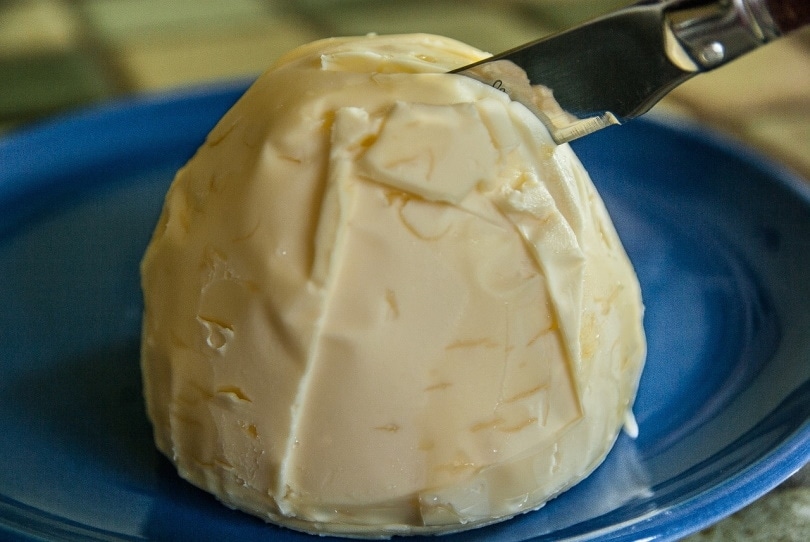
0,83,808,541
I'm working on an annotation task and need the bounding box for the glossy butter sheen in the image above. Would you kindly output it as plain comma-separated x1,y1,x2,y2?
140,34,646,536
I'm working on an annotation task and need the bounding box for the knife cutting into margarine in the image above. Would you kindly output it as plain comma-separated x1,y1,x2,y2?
453,0,809,144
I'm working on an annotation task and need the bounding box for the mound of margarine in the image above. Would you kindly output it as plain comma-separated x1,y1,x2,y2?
140,33,646,537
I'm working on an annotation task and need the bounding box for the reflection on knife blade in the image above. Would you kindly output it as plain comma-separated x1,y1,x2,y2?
452,0,795,144
456,58,623,144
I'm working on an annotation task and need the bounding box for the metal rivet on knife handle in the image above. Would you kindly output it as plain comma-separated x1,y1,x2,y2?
451,0,809,144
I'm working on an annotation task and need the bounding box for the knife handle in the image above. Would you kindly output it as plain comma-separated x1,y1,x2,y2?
668,0,808,70
765,0,810,34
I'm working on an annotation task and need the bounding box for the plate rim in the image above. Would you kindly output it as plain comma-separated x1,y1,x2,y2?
0,83,808,542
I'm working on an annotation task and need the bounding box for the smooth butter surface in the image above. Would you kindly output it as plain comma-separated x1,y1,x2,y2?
140,33,645,536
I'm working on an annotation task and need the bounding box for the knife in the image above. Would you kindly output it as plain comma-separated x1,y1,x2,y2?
452,0,809,144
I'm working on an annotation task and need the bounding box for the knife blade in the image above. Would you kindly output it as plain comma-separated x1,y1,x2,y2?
452,0,809,144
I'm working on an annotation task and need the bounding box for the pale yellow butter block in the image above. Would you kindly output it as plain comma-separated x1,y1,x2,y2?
140,33,646,537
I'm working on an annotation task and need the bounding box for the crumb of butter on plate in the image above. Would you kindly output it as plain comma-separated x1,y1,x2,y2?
140,33,646,537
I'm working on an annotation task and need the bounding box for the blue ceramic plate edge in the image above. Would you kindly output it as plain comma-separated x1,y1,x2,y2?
582,111,810,542
0,84,809,542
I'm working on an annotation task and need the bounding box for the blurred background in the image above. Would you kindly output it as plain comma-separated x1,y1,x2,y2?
0,0,808,179
0,1,807,540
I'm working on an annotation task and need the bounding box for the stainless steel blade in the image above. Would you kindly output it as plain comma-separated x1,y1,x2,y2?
452,0,787,143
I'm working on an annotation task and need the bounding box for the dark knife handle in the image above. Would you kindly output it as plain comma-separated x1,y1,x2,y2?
766,0,810,34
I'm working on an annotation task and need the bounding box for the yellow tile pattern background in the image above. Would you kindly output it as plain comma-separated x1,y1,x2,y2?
0,1,807,540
